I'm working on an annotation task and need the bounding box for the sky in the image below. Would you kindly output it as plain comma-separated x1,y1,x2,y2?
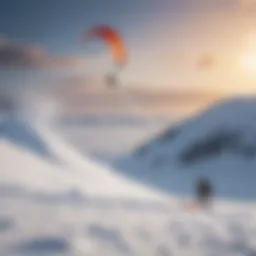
1,0,256,118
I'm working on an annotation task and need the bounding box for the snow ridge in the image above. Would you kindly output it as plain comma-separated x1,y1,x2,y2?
115,97,256,200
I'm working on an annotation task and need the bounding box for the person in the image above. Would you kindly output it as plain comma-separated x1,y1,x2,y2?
196,177,213,209
105,73,119,89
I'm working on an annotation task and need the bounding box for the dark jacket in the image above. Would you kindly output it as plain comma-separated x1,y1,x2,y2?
196,178,213,200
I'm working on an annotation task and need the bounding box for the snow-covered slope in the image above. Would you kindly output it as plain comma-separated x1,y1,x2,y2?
115,97,256,200
0,115,167,200
2,110,256,256
0,140,74,193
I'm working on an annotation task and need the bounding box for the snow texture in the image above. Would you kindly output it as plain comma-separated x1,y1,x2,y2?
115,97,256,201
1,99,256,255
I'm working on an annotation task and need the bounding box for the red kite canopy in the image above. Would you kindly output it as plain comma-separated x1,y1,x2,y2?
85,25,127,68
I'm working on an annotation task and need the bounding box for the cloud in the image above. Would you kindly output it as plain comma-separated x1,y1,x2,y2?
55,76,225,117
0,37,86,69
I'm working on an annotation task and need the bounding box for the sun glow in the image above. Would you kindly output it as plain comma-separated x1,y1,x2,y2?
240,52,256,72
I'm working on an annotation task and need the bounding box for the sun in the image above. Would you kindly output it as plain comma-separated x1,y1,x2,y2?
240,52,256,72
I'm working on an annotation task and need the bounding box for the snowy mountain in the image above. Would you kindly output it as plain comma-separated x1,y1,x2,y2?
0,115,167,200
115,97,256,201
1,110,256,256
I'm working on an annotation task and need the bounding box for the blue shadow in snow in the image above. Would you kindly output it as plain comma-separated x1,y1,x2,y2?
0,117,61,165
12,236,70,255
87,223,132,255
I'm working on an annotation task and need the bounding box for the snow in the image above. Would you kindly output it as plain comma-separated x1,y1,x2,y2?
0,116,167,200
1,193,256,256
0,116,58,162
1,99,256,255
0,141,73,192
115,97,256,201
